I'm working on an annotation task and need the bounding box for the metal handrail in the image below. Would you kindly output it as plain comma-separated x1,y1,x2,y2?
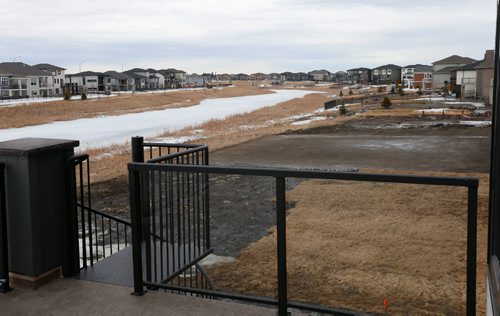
128,162,479,316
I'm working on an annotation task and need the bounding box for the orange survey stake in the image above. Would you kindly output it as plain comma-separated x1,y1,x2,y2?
384,298,389,311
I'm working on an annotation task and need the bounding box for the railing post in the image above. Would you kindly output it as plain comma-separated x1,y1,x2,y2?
467,180,478,316
276,177,287,316
204,147,210,249
0,162,11,293
129,164,145,296
130,134,146,295
131,136,144,163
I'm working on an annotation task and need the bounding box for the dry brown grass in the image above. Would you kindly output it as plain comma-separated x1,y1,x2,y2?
0,84,272,128
208,169,489,315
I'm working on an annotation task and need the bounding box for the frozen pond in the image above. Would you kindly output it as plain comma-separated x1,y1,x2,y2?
0,89,319,148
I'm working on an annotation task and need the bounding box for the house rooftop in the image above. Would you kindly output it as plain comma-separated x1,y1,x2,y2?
457,60,483,71
347,67,371,71
33,63,66,71
402,64,423,69
68,71,107,77
0,62,52,77
432,55,476,65
104,71,133,80
414,65,433,72
308,69,331,74
433,66,459,74
373,64,401,70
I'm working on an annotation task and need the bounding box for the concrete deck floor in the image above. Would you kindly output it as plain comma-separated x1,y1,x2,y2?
0,278,278,315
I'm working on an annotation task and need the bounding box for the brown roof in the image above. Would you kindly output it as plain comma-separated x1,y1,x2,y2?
432,55,476,65
0,62,52,77
433,66,459,74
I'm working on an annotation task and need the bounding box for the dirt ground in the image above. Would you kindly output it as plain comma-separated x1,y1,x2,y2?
205,115,491,315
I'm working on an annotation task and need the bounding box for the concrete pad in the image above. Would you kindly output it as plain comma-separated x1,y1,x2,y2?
0,278,277,315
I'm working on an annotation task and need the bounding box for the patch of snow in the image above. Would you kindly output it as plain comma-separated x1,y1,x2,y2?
415,108,450,114
445,101,486,108
0,89,319,149
151,135,204,143
290,116,326,126
459,120,491,127
199,254,236,267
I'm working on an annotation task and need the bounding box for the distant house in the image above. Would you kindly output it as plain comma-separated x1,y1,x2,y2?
413,65,433,90
475,50,494,104
332,71,347,84
159,68,186,88
266,73,281,81
231,73,250,81
33,63,66,95
431,55,476,89
66,71,111,93
124,70,148,90
218,73,231,81
250,73,267,81
456,61,481,99
308,70,331,82
371,64,401,85
346,67,371,85
104,71,135,91
0,62,56,98
280,72,310,82
185,74,205,87
401,64,423,88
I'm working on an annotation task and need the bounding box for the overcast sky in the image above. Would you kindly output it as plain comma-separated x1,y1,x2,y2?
1,0,496,74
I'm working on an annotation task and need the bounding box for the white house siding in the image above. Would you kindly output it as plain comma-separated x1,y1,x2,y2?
432,73,451,90
456,70,477,98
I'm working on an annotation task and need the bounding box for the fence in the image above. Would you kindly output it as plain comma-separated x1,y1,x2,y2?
68,154,132,269
0,162,10,293
128,162,479,316
131,137,212,295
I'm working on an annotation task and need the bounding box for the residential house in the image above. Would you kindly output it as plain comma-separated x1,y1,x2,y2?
124,70,148,90
346,67,371,85
125,68,156,90
475,50,494,105
280,72,310,82
332,71,347,84
33,63,66,95
401,64,423,88
0,62,56,98
185,74,205,87
266,73,281,81
231,73,250,81
159,69,186,88
308,70,331,82
66,71,111,93
104,71,135,91
147,69,165,90
218,73,231,81
431,55,476,89
371,64,401,85
456,61,481,99
413,65,433,90
250,73,267,81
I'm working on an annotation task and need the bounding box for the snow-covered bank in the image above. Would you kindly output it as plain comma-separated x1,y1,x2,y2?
0,89,319,149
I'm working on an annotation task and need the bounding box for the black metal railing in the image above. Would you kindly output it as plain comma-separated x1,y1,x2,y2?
130,137,212,294
0,162,11,293
128,163,479,316
69,154,131,269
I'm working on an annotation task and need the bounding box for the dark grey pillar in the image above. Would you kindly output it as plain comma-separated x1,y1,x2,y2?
0,138,79,279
